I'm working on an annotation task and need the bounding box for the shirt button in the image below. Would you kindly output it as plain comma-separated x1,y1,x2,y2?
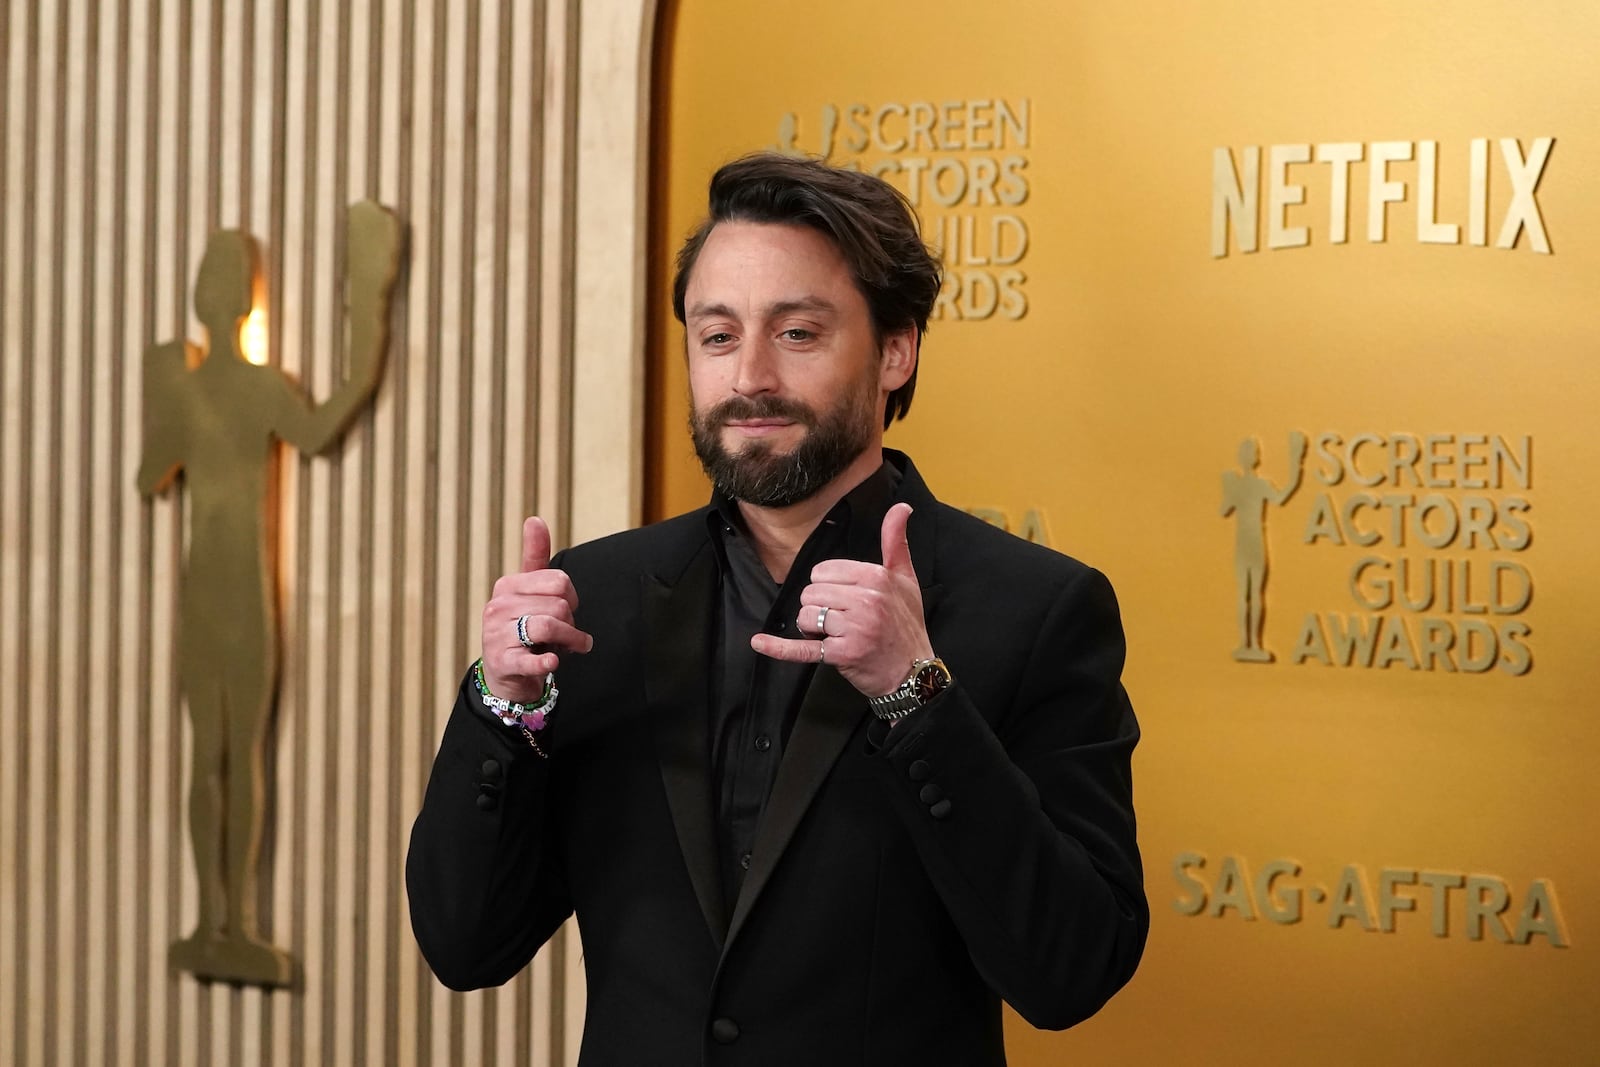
740,851,752,870
919,783,944,805
908,759,932,782
754,735,772,752
710,1017,740,1044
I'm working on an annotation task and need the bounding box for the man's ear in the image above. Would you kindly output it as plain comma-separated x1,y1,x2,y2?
879,327,918,392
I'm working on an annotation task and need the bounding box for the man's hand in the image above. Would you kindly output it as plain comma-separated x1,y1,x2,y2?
751,502,933,698
481,517,594,703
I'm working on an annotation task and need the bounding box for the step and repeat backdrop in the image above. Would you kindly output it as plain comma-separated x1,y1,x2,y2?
646,2,1598,1062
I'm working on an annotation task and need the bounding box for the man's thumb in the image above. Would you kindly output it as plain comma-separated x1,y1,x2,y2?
521,516,551,572
880,503,915,576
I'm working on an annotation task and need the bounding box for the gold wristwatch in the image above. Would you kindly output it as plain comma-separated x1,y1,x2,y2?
867,657,953,721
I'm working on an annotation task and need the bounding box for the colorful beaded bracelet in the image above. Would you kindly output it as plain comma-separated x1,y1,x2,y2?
473,659,557,757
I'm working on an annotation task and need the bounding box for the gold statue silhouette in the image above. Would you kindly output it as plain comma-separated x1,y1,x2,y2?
774,112,800,153
772,105,838,158
137,201,403,986
1220,432,1306,663
818,104,839,159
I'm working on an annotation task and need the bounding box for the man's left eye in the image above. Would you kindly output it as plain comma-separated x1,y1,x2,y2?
782,328,812,341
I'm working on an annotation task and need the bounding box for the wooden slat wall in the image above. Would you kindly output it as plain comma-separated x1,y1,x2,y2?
0,0,658,1062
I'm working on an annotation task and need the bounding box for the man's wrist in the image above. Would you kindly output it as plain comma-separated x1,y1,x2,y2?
867,656,953,721
472,659,557,758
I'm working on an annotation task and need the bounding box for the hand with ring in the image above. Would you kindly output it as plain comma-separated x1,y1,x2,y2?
481,516,595,703
750,503,934,697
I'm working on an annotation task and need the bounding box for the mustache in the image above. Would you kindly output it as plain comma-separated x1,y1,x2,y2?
703,395,817,428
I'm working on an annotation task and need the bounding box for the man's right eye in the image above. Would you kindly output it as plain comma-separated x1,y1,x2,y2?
704,333,734,346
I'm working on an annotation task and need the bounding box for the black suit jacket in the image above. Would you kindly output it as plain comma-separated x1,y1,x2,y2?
407,452,1147,1065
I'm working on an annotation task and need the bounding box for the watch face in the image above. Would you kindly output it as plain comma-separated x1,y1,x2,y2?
913,661,952,702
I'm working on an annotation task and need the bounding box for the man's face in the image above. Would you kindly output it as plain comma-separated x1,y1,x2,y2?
683,221,911,508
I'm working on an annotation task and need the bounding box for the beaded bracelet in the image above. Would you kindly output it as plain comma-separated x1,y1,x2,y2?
473,659,557,758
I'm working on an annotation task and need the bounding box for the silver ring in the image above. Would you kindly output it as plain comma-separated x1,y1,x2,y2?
818,639,826,665
816,605,830,635
515,614,536,650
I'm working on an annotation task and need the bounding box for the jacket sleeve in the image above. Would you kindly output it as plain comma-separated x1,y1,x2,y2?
405,671,574,991
873,564,1148,1030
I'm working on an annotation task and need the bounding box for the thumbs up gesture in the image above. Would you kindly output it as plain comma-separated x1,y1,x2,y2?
481,517,594,703
751,503,934,698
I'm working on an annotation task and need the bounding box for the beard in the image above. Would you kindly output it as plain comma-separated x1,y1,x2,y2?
691,386,876,509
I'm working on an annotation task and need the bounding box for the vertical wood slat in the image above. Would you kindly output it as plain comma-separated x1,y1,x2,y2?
0,0,19,1058
52,5,86,1067
3,6,31,1067
141,2,173,1062
74,6,107,1067
414,0,447,1061
396,0,431,1059
27,7,56,1066
87,0,122,1059
0,0,630,1062
386,5,422,1067
112,2,145,1059
359,0,398,1056
335,1,369,1061
433,3,465,1060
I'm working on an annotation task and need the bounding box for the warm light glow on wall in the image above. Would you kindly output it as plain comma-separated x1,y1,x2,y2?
240,308,269,365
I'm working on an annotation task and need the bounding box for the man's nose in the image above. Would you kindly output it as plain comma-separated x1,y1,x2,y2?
732,339,780,396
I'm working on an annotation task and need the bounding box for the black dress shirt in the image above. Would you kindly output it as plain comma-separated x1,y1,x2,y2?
706,460,898,910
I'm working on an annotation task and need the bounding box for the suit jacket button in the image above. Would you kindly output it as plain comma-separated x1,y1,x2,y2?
481,759,503,781
929,798,953,820
710,1017,740,1044
918,783,943,805
476,793,498,812
908,759,931,782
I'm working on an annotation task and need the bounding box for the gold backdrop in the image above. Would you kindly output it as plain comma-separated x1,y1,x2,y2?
647,2,1600,1061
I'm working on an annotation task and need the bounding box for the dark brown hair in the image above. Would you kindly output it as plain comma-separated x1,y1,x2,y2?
671,152,943,428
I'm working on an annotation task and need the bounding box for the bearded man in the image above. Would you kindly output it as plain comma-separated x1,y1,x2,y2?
407,153,1148,1066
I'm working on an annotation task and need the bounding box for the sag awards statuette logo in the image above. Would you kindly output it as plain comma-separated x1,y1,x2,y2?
1221,432,1534,675
1220,433,1307,662
774,98,1032,322
137,201,404,986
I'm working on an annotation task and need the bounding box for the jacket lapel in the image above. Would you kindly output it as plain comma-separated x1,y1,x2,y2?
723,661,864,949
644,543,728,948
